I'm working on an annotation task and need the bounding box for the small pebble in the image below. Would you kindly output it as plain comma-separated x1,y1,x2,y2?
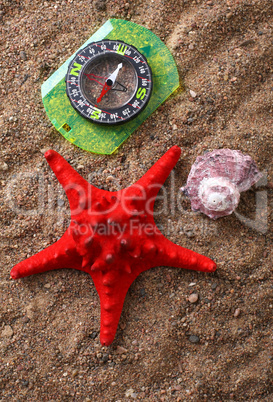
101,353,109,363
1,325,13,338
234,308,241,317
106,175,115,182
0,161,8,171
188,293,199,303
139,288,146,297
189,335,199,343
57,199,65,207
116,345,128,354
94,0,106,11
20,51,27,60
189,90,197,98
125,388,137,398
188,43,194,50
185,229,195,238
89,331,98,339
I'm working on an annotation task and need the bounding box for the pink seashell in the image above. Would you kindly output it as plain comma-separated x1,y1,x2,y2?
181,149,263,219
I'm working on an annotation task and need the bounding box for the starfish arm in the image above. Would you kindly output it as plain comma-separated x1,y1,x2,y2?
44,150,99,213
133,145,181,200
91,271,138,346
156,234,216,273
10,232,82,279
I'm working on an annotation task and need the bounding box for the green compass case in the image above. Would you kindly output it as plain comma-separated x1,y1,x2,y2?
41,19,179,155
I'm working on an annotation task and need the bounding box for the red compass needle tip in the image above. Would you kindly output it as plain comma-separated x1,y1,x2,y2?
97,82,112,103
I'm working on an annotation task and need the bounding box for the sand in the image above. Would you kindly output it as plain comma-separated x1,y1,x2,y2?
0,0,273,400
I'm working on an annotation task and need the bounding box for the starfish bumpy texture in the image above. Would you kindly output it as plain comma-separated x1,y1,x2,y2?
11,146,216,346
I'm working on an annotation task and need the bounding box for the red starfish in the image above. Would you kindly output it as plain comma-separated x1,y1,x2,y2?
10,146,216,346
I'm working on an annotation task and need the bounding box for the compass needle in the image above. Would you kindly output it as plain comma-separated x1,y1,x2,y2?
97,82,112,103
97,63,123,103
107,62,123,85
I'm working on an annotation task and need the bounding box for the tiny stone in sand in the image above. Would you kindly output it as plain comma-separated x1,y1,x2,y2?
188,293,199,303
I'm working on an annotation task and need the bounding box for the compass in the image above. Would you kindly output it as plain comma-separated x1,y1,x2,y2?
41,18,179,154
66,40,153,125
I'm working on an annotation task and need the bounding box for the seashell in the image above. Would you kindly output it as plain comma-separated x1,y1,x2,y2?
181,149,263,219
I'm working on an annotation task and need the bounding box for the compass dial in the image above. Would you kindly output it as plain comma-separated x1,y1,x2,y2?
66,40,153,124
